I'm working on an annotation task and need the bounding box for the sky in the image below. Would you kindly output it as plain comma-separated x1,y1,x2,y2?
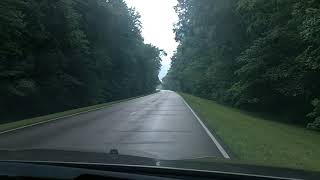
124,0,178,80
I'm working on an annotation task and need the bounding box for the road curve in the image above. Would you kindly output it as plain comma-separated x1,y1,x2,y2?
0,91,226,160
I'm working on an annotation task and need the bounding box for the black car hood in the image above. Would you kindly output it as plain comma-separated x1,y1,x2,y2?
0,149,318,179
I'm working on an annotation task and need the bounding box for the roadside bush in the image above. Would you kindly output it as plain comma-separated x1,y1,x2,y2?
307,98,320,131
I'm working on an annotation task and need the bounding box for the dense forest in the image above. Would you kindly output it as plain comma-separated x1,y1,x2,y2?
0,0,161,123
163,0,320,130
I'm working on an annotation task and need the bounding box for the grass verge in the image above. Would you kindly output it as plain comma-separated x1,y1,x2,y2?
180,93,320,172
0,93,154,133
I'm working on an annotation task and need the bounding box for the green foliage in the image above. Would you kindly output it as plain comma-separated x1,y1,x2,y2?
163,0,320,126
0,0,161,122
307,98,320,131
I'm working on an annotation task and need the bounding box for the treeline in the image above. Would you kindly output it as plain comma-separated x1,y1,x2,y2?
0,0,161,122
163,0,320,129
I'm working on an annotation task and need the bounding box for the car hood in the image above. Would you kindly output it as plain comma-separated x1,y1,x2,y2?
0,149,318,179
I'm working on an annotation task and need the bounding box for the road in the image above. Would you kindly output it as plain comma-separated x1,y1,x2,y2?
0,91,228,160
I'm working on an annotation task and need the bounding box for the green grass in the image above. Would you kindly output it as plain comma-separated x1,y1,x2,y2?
180,93,320,172
0,93,152,133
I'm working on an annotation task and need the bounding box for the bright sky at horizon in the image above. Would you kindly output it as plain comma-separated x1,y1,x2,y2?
124,0,178,80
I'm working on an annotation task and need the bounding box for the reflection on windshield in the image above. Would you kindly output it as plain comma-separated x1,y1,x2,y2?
0,0,319,175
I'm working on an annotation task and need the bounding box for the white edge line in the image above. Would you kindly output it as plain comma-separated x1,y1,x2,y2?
130,112,137,115
0,93,159,135
181,96,231,159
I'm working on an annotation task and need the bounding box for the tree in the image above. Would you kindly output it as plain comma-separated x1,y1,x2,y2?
0,0,161,122
163,0,320,127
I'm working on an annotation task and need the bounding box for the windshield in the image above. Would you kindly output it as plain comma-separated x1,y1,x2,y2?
0,0,319,176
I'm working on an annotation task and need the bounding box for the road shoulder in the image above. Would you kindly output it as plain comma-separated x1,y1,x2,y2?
179,93,232,159
0,92,159,135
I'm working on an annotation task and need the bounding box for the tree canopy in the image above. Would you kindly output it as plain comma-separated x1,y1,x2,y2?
163,0,320,129
0,0,161,122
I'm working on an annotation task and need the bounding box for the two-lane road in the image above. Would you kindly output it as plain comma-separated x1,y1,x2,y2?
0,91,229,160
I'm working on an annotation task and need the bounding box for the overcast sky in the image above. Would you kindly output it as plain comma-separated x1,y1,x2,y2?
124,0,178,80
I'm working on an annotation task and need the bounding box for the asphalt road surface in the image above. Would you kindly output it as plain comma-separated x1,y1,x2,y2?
0,91,229,160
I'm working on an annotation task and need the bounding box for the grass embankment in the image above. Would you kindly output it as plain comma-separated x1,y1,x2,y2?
0,93,153,133
180,93,320,172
